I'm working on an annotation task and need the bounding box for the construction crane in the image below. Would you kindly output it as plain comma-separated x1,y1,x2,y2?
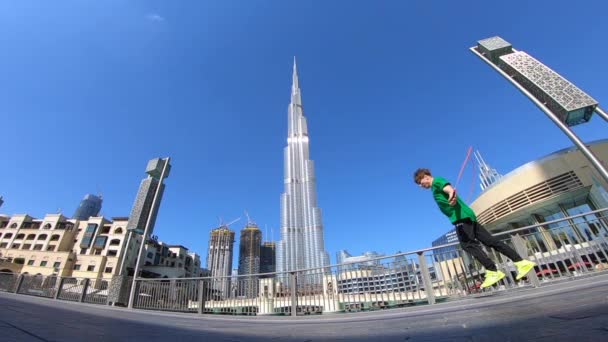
244,210,258,228
216,216,241,230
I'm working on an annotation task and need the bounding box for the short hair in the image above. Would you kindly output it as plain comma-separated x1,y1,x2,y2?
414,168,432,184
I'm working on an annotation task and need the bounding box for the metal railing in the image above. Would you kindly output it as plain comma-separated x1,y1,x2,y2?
130,208,608,315
0,274,114,304
1,208,607,316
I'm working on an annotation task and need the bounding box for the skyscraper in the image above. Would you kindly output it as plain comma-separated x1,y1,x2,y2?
276,59,330,279
260,242,276,277
72,194,103,220
238,222,262,297
207,226,235,298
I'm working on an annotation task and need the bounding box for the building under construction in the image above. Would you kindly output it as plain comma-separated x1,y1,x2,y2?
207,226,235,299
238,222,262,298
260,242,276,277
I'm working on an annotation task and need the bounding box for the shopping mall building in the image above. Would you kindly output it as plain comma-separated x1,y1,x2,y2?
471,139,608,241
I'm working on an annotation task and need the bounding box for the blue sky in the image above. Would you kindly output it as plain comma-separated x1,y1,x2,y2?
1,1,606,267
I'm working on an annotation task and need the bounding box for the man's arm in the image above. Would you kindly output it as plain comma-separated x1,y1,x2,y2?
443,185,458,206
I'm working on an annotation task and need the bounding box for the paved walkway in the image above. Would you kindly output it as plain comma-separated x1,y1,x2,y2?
1,274,607,341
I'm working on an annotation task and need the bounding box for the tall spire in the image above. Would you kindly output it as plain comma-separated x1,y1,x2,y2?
292,56,299,93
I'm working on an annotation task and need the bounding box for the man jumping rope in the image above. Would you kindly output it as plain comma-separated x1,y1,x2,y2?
414,168,536,288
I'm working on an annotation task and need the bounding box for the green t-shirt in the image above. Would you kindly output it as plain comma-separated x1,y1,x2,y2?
431,177,477,224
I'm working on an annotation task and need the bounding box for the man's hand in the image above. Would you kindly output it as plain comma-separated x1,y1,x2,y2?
443,184,458,206
448,188,458,206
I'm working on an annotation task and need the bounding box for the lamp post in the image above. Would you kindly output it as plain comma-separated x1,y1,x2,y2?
470,36,608,186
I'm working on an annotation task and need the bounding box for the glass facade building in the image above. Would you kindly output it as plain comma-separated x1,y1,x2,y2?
72,194,102,221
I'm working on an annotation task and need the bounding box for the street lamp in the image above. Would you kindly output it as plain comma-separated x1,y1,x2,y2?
470,36,608,185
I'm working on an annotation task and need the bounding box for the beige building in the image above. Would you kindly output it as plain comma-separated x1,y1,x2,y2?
0,214,78,276
70,216,142,279
142,240,205,278
0,214,206,281
0,215,141,279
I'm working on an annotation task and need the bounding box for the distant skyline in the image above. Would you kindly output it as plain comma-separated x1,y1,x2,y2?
1,1,606,268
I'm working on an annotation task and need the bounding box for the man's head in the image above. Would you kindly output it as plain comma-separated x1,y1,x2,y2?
414,168,433,189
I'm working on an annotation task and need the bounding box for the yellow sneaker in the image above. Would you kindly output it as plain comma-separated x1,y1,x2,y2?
480,270,505,289
514,260,536,280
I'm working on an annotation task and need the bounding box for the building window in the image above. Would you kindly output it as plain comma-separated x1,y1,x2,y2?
11,244,20,249
53,262,61,268
93,236,108,249
74,264,81,270
0,243,7,248
101,226,111,234
80,248,87,255
87,265,95,272
3,233,12,239
26,234,35,240
80,223,98,249
104,267,113,273
107,250,118,257
40,261,47,267
16,234,25,239
37,234,48,240
33,245,43,251
110,239,120,246
9,223,18,229
0,221,7,228
114,227,123,234
22,244,31,250
147,252,153,258
94,249,102,255
50,235,60,241
47,245,56,252
43,223,52,229
27,260,35,266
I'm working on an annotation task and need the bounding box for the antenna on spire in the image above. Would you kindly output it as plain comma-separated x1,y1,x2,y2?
475,150,503,191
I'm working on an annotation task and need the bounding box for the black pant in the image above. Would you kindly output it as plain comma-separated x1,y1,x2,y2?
455,219,522,272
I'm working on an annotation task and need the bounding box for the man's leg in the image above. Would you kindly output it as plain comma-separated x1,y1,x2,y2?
473,222,536,280
456,222,498,271
456,221,505,288
472,222,522,262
